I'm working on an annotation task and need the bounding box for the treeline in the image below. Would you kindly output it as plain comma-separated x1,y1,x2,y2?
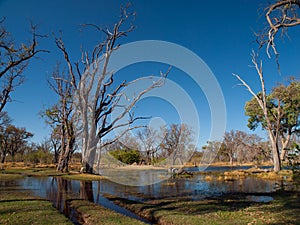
1,112,299,167
0,111,81,165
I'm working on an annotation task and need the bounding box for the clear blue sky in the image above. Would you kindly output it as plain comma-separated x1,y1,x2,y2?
0,0,299,147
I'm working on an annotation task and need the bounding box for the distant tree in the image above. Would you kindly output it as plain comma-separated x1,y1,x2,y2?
110,148,140,165
202,141,222,163
160,124,193,166
222,130,239,165
0,125,33,163
137,127,161,165
0,19,47,112
204,131,269,165
50,126,62,164
101,132,141,166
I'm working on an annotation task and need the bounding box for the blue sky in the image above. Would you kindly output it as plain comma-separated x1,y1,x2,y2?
0,0,299,147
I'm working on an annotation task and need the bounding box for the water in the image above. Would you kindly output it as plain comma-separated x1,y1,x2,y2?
246,195,274,203
1,166,295,224
185,165,273,173
16,172,281,202
20,176,151,224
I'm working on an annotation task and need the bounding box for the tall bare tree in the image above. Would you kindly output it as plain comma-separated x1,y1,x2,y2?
44,65,75,172
0,19,47,112
55,5,168,173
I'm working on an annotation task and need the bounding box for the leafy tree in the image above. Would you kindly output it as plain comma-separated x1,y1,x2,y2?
110,148,140,165
234,0,300,171
202,141,222,163
245,79,300,161
0,125,33,163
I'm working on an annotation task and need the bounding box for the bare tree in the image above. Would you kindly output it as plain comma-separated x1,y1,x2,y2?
259,0,300,58
50,127,62,164
55,5,168,173
137,126,161,165
160,124,193,166
0,19,47,112
44,65,75,172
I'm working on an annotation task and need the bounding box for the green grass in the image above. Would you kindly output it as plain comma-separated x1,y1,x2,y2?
70,200,147,225
3,167,105,180
106,192,300,225
0,173,24,180
3,167,67,177
0,189,72,225
62,173,104,181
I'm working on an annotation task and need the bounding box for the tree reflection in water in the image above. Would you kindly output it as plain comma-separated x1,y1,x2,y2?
47,177,96,216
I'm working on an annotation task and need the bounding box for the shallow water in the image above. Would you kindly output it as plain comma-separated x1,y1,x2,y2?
1,166,297,224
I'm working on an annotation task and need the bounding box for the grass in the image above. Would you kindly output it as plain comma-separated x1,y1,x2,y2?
0,188,72,225
70,200,147,225
62,172,104,181
106,192,300,225
0,173,24,180
2,165,105,181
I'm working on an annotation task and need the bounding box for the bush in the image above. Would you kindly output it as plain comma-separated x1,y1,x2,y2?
110,148,140,165
24,149,53,164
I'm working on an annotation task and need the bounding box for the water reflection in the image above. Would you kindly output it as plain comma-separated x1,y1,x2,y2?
1,169,298,224
18,173,293,203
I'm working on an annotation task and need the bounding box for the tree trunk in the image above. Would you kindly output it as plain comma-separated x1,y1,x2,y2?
280,133,291,161
81,135,97,174
57,142,73,172
1,154,6,163
229,155,233,165
269,134,281,172
57,155,70,172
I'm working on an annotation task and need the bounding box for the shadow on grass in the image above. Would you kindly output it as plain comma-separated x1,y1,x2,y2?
107,190,300,225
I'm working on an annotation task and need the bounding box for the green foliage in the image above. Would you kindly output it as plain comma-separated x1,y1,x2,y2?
24,149,53,164
110,148,140,165
287,142,300,168
245,80,300,133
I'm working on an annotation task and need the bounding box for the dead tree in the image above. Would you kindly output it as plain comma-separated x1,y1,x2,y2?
45,65,75,172
259,0,300,58
55,6,168,173
137,127,160,165
0,19,47,112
